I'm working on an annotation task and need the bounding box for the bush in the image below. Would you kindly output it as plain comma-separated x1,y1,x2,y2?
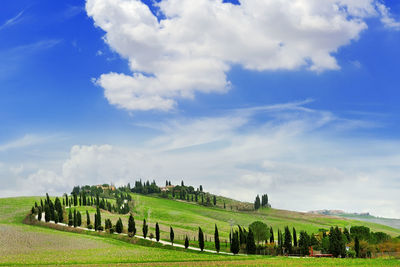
87,224,93,230
109,227,115,234
347,250,356,258
97,226,104,231
149,233,154,239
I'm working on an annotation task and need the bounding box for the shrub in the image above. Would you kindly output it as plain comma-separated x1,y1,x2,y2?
97,226,104,231
347,250,356,258
87,224,93,230
149,233,154,239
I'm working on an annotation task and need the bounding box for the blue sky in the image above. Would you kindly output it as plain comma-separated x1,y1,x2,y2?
1,0,400,217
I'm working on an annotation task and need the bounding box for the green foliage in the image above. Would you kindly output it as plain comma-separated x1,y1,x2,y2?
155,222,160,242
37,207,42,221
198,227,204,251
68,209,73,226
284,226,292,254
298,231,310,256
128,214,136,235
230,230,240,254
293,227,297,247
254,195,261,210
214,224,220,252
86,210,90,226
184,235,189,249
249,221,269,244
116,218,123,233
329,226,346,258
44,204,50,222
270,227,274,243
246,229,256,254
261,194,269,208
355,236,360,258
77,211,82,226
73,209,77,227
142,219,148,238
350,226,370,241
170,226,174,245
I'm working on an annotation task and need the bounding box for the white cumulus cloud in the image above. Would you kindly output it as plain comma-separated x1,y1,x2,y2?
86,0,397,111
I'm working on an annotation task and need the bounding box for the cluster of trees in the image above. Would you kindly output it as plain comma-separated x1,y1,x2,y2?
131,180,160,194
33,194,64,224
254,193,269,210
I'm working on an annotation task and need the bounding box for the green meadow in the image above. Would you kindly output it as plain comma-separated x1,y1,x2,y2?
0,196,399,266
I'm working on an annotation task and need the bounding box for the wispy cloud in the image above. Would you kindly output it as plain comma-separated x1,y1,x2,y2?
0,10,25,31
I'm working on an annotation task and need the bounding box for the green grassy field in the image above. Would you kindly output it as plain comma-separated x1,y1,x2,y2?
1,196,400,266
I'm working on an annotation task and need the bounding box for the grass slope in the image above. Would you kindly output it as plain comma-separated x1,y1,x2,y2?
1,196,399,266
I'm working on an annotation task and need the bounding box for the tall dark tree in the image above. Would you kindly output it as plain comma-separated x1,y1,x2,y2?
65,194,68,207
214,224,220,252
199,185,203,192
198,227,205,251
343,228,351,243
230,230,240,254
329,226,346,258
223,202,226,209
213,195,217,206
77,211,82,226
298,231,310,256
185,235,189,249
155,222,160,242
142,219,148,238
284,226,292,254
95,206,101,230
86,210,90,226
73,193,78,206
68,209,73,226
44,204,50,222
73,209,77,227
270,227,274,243
246,229,256,254
128,214,136,235
170,226,175,245
37,207,42,221
354,236,360,258
116,218,123,233
254,195,261,210
293,227,297,247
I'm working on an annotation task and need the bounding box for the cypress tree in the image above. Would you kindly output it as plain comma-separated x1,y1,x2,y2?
230,230,240,254
213,195,217,206
73,209,77,227
343,228,351,243
31,206,35,214
77,211,82,226
44,204,50,222
254,195,261,210
246,229,256,254
224,202,226,209
116,218,123,233
354,236,360,258
170,226,174,245
155,222,160,242
185,235,189,249
37,207,42,221
270,227,274,243
293,227,297,247
73,193,77,206
95,206,101,230
142,219,148,238
128,214,136,235
68,209,73,226
214,224,220,252
284,226,292,254
298,231,310,256
86,210,90,226
198,227,205,251
65,194,68,207
40,199,44,210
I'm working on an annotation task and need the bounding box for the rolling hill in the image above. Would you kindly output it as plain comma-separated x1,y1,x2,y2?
1,194,400,266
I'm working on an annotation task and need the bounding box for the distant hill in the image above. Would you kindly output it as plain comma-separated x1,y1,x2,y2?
308,210,400,230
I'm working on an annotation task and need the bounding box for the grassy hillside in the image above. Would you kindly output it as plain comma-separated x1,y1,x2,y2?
1,195,400,266
90,193,400,241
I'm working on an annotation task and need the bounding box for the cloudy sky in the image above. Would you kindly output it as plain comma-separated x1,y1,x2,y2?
1,0,400,218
